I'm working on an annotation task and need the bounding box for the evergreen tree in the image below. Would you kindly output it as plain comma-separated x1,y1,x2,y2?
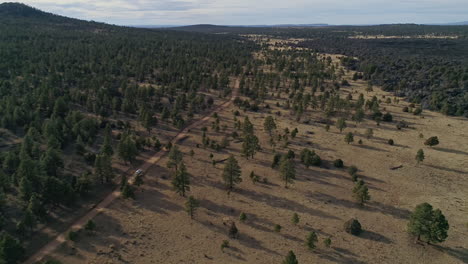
19,177,33,201
365,128,373,139
228,222,239,238
263,116,277,136
292,213,300,225
117,134,138,164
407,203,449,243
101,124,114,156
222,155,242,192
323,237,332,248
416,149,425,164
0,233,24,264
306,232,318,250
336,118,347,133
27,193,47,222
352,180,370,206
345,132,354,144
279,155,295,188
172,162,190,196
167,145,183,171
185,195,199,219
282,250,299,264
242,134,260,159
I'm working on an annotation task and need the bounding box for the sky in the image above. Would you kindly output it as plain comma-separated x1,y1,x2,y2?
12,0,468,26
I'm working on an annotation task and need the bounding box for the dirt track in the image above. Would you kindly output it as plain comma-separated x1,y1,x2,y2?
24,81,239,264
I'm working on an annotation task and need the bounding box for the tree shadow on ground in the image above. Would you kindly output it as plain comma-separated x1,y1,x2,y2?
318,247,366,264
238,188,341,220
425,164,468,175
434,245,468,263
359,230,393,244
308,192,411,220
433,147,468,156
355,144,388,152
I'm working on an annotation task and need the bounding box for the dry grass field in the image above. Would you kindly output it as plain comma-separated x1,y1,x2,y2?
43,54,468,264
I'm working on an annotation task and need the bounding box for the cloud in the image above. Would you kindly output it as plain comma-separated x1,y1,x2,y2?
15,0,468,25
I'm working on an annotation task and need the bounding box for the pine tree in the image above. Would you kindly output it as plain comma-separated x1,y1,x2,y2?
101,124,114,156
306,232,318,250
336,118,347,133
279,155,295,188
228,222,239,238
222,155,242,192
118,134,138,164
0,232,24,264
185,195,199,219
19,177,33,201
365,128,373,139
167,145,183,171
263,116,277,136
416,149,425,164
292,213,300,225
323,237,332,248
242,134,260,159
345,132,354,144
172,162,190,196
282,250,299,264
407,203,449,243
352,180,370,206
142,110,157,133
27,193,47,222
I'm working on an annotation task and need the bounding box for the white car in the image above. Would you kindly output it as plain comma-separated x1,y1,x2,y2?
135,169,143,176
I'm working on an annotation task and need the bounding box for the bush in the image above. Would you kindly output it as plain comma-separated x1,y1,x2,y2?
382,112,393,122
239,212,247,222
344,218,362,236
68,230,79,241
347,166,358,176
413,107,423,115
402,106,409,112
424,136,439,147
333,159,344,168
274,224,282,232
221,240,229,251
228,222,238,238
84,220,95,231
388,139,394,145
324,237,332,248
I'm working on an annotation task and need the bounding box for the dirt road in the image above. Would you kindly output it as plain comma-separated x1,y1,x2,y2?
24,82,239,264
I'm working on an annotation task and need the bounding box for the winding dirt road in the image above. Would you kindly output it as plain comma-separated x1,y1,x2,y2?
24,82,239,264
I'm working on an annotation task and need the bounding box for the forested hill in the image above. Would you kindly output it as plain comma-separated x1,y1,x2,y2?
0,4,258,262
174,23,468,117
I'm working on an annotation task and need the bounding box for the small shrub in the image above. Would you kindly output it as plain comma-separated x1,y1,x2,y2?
221,240,229,251
382,112,393,122
292,213,299,225
358,139,363,144
347,166,358,176
333,159,344,168
413,107,423,115
344,218,362,236
228,222,238,238
324,237,332,248
274,224,282,232
402,106,409,112
239,212,247,222
424,136,439,147
68,230,79,241
388,139,394,145
84,220,95,231
121,184,135,199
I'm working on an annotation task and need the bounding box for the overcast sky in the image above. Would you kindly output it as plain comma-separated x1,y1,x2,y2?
15,0,468,25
